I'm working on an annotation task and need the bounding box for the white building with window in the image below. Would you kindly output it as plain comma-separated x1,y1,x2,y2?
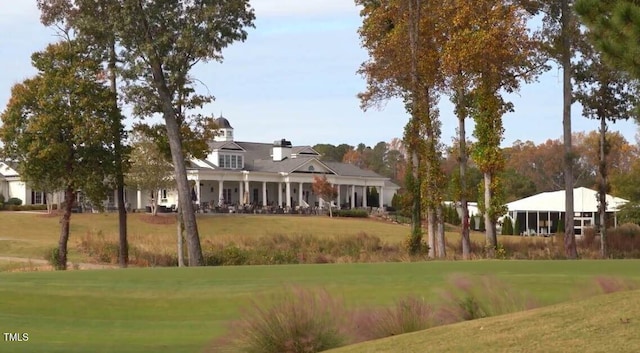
125,117,400,212
1,117,401,212
505,187,628,236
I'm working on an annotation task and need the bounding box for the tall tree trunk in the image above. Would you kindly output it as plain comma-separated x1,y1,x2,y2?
599,116,608,258
411,152,422,245
561,0,578,259
137,2,204,265
109,41,128,268
57,186,75,271
427,207,436,258
484,172,497,257
457,88,471,259
436,204,446,258
408,0,422,252
177,207,185,267
148,60,204,266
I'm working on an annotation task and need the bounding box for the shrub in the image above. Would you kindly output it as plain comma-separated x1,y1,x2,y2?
210,287,350,353
513,217,521,235
332,209,368,218
501,216,514,236
44,247,65,270
557,217,565,233
437,274,539,321
6,197,22,206
352,295,435,341
443,203,461,225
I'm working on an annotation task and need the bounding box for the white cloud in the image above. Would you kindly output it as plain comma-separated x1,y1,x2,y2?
252,0,361,18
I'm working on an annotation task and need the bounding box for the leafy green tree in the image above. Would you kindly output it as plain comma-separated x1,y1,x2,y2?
0,41,119,270
575,0,640,80
126,132,175,216
116,0,254,266
571,20,640,258
38,0,132,267
523,0,582,259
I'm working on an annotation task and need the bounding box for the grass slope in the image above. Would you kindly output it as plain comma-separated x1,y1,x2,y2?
328,289,640,353
0,261,639,353
0,213,412,261
0,212,502,263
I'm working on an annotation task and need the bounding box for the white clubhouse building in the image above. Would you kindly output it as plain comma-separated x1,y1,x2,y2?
1,117,400,212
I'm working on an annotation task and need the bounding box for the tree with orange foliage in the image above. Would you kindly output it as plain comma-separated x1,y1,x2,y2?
312,176,338,218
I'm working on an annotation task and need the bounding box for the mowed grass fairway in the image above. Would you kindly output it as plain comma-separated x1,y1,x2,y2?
1,260,640,353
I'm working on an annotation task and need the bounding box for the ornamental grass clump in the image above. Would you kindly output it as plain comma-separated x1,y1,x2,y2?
351,295,436,341
210,287,350,353
437,274,539,322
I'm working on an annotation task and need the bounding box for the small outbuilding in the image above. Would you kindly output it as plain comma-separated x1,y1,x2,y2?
505,187,628,236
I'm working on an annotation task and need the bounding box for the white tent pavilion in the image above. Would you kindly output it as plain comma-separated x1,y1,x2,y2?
505,187,628,236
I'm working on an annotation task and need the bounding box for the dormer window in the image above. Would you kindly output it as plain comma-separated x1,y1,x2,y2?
221,131,225,136
218,153,243,169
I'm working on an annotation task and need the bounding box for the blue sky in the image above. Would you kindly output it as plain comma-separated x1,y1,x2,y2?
0,0,638,148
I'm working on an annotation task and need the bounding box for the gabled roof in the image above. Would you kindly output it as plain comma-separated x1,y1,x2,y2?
250,157,336,174
190,141,392,179
292,146,320,156
506,187,628,213
0,161,19,177
208,141,245,152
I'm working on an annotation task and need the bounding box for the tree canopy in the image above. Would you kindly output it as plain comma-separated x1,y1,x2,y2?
0,41,120,269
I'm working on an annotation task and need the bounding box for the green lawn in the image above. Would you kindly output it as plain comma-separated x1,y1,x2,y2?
1,260,639,353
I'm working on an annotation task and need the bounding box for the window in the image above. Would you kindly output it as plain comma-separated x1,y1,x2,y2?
228,131,233,138
161,189,168,201
308,165,315,172
32,191,45,205
218,154,243,169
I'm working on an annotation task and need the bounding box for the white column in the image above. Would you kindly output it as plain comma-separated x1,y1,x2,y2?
285,181,291,208
278,182,283,207
244,180,250,204
218,180,224,206
195,181,201,204
379,186,384,208
239,181,244,205
363,186,368,208
336,184,341,209
351,185,355,209
262,182,267,207
298,182,303,207
136,189,142,210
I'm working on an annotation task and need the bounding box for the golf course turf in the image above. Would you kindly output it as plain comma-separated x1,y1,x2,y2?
1,260,639,353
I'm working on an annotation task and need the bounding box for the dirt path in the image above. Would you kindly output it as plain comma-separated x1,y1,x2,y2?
0,256,117,270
